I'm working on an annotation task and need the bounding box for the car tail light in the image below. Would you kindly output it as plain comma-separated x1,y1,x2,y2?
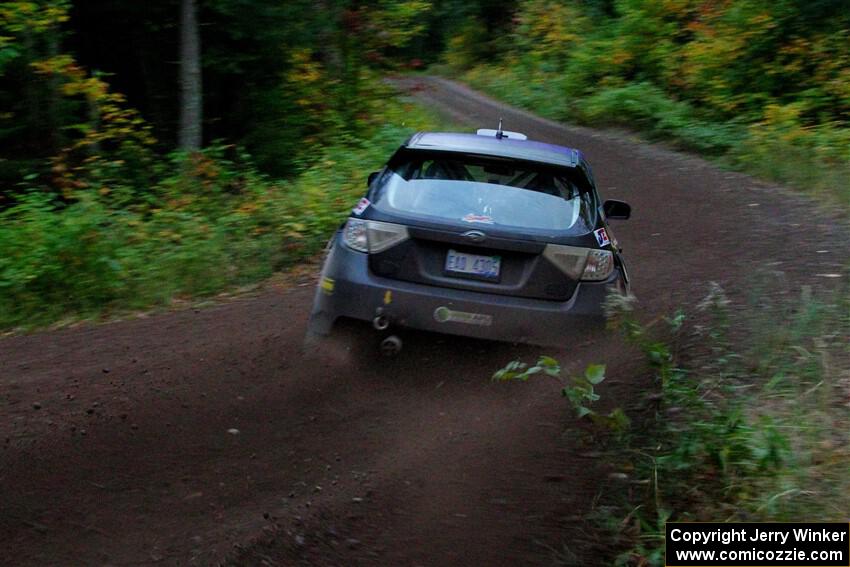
343,219,409,253
367,220,410,253
582,249,614,281
543,244,614,281
542,244,588,279
343,218,369,252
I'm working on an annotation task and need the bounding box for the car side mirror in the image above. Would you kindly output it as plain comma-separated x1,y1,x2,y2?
603,199,631,220
367,170,381,187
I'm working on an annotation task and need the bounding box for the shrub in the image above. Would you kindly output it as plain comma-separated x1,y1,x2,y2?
0,100,442,330
605,282,850,565
580,82,745,155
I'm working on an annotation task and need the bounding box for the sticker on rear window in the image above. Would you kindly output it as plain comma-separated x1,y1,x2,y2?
462,213,494,224
594,227,611,247
352,198,370,216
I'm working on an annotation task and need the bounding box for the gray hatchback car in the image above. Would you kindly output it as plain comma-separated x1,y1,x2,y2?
307,127,631,351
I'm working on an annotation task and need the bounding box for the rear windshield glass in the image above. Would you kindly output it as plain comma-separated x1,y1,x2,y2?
371,150,596,233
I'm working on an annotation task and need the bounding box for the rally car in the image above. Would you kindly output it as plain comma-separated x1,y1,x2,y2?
306,126,631,353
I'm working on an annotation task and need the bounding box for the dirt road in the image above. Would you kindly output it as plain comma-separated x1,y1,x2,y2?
1,77,847,566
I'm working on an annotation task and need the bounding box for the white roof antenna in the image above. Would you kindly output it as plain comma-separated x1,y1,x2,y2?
476,119,528,141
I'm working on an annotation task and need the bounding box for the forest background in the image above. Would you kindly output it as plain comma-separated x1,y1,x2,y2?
1,0,848,329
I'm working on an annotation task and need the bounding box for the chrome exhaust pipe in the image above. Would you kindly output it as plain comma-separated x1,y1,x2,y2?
373,314,390,331
380,335,402,357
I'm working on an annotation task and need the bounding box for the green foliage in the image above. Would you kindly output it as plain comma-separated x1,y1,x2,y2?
1,0,436,193
581,83,747,155
494,356,630,433
0,0,447,328
447,0,850,209
0,99,441,330
604,281,850,565
443,21,491,71
200,0,431,173
0,2,69,73
732,106,850,207
0,1,73,192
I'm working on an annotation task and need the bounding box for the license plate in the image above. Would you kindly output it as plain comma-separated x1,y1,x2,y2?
445,249,501,279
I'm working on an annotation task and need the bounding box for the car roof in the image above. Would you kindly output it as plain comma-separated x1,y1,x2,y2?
403,132,584,169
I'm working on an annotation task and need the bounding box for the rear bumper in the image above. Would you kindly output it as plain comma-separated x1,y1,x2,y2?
307,237,619,346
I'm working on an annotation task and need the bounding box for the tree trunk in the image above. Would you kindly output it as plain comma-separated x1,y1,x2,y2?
178,0,202,151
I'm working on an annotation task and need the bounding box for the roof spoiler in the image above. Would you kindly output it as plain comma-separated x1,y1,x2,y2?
477,118,527,140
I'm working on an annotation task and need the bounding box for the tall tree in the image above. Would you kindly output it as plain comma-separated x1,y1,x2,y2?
179,0,202,151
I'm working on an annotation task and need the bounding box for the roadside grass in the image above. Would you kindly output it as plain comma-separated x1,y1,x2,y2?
496,276,850,566
606,279,850,565
0,97,444,332
450,65,850,212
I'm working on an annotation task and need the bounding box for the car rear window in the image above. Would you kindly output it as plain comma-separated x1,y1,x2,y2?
371,150,596,234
